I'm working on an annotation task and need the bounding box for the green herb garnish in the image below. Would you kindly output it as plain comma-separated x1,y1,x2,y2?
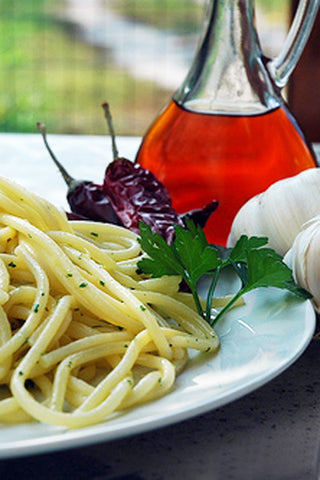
137,220,311,326
138,219,220,317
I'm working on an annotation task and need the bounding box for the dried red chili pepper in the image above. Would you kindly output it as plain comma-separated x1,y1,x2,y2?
182,201,219,229
36,122,121,225
103,157,184,242
101,103,219,242
37,104,219,243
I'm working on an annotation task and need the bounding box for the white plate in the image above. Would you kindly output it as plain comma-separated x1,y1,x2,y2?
0,288,315,459
0,134,316,458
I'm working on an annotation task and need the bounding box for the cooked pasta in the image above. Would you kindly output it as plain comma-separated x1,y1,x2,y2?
0,177,219,428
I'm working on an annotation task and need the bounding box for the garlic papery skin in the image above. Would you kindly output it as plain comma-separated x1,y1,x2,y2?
284,216,320,312
227,168,320,257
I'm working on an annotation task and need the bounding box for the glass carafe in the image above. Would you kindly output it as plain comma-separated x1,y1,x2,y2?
136,0,320,245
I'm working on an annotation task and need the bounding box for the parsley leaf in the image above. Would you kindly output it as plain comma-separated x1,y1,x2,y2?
243,246,311,298
137,222,185,278
229,235,269,263
138,220,220,315
211,238,312,326
244,247,292,292
137,222,312,327
173,220,221,289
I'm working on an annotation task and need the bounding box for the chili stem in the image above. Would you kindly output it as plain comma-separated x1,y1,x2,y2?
36,122,74,186
102,102,119,161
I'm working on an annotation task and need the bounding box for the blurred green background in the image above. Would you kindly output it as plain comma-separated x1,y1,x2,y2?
0,0,290,136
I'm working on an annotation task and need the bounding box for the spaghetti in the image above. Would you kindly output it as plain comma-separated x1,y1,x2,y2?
0,177,219,428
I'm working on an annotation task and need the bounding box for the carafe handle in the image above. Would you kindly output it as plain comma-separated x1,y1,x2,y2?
267,0,320,89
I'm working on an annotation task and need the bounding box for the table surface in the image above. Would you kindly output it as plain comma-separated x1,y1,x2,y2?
0,133,320,480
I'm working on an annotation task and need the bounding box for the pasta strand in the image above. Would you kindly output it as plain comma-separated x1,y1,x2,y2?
0,176,220,428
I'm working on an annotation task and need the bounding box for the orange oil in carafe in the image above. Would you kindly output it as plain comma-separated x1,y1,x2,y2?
136,100,316,245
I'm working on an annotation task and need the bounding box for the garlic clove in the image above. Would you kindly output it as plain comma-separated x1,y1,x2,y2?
227,194,265,244
284,215,320,312
228,168,320,256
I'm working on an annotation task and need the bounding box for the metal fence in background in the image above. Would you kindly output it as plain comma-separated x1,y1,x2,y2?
0,0,289,136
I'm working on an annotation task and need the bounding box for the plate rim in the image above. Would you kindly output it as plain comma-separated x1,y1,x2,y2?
0,290,315,459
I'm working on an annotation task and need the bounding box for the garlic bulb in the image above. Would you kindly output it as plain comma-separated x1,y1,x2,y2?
228,168,320,256
284,215,320,311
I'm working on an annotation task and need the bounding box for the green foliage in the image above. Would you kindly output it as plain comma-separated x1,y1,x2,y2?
137,222,311,326
0,0,289,134
108,0,205,33
139,220,220,288
0,0,170,135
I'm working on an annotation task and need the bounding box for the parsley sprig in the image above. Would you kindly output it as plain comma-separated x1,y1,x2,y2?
137,220,311,326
